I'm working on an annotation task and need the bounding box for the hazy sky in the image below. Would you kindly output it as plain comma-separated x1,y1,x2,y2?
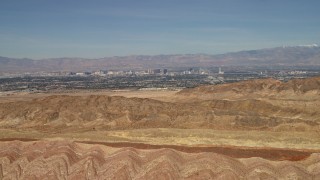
0,0,319,59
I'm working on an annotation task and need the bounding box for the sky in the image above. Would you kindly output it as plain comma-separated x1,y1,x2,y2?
0,0,320,59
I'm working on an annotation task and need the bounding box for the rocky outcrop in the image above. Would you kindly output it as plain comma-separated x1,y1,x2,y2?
0,94,319,131
0,77,320,132
178,77,320,95
0,141,319,179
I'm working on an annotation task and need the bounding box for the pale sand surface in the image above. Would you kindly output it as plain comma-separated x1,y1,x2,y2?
1,128,319,150
0,89,180,103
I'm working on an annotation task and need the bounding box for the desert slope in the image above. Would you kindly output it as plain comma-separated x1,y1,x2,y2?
0,77,320,133
178,76,320,95
1,77,320,179
1,141,319,180
0,93,319,132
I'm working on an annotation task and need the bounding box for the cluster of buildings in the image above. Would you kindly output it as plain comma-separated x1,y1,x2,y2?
1,66,318,83
1,66,319,92
80,67,225,77
72,68,169,77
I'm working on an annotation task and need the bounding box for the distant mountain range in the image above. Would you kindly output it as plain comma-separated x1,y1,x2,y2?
1,46,320,73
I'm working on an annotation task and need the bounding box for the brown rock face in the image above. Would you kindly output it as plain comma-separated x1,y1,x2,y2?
0,77,320,132
0,94,318,131
0,141,319,180
0,77,320,179
178,76,320,95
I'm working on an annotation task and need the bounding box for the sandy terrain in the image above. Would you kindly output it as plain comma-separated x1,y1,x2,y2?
0,89,179,103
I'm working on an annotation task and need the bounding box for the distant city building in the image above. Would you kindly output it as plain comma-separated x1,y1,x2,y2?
107,71,114,75
163,69,168,74
288,71,307,75
218,67,224,75
93,70,107,76
153,69,161,74
76,72,85,76
126,70,134,75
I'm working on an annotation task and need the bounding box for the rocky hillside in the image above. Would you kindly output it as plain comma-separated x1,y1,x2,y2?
1,78,320,132
178,76,320,95
0,141,319,179
0,95,318,131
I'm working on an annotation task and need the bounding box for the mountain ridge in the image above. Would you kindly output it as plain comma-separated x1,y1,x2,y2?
1,141,319,179
1,77,319,131
1,45,320,73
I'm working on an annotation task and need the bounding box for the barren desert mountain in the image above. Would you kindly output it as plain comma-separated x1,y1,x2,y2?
1,46,320,73
1,77,320,179
0,92,319,132
178,76,320,95
0,77,320,133
1,140,319,179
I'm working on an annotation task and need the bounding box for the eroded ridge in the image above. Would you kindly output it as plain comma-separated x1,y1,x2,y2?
0,141,319,179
